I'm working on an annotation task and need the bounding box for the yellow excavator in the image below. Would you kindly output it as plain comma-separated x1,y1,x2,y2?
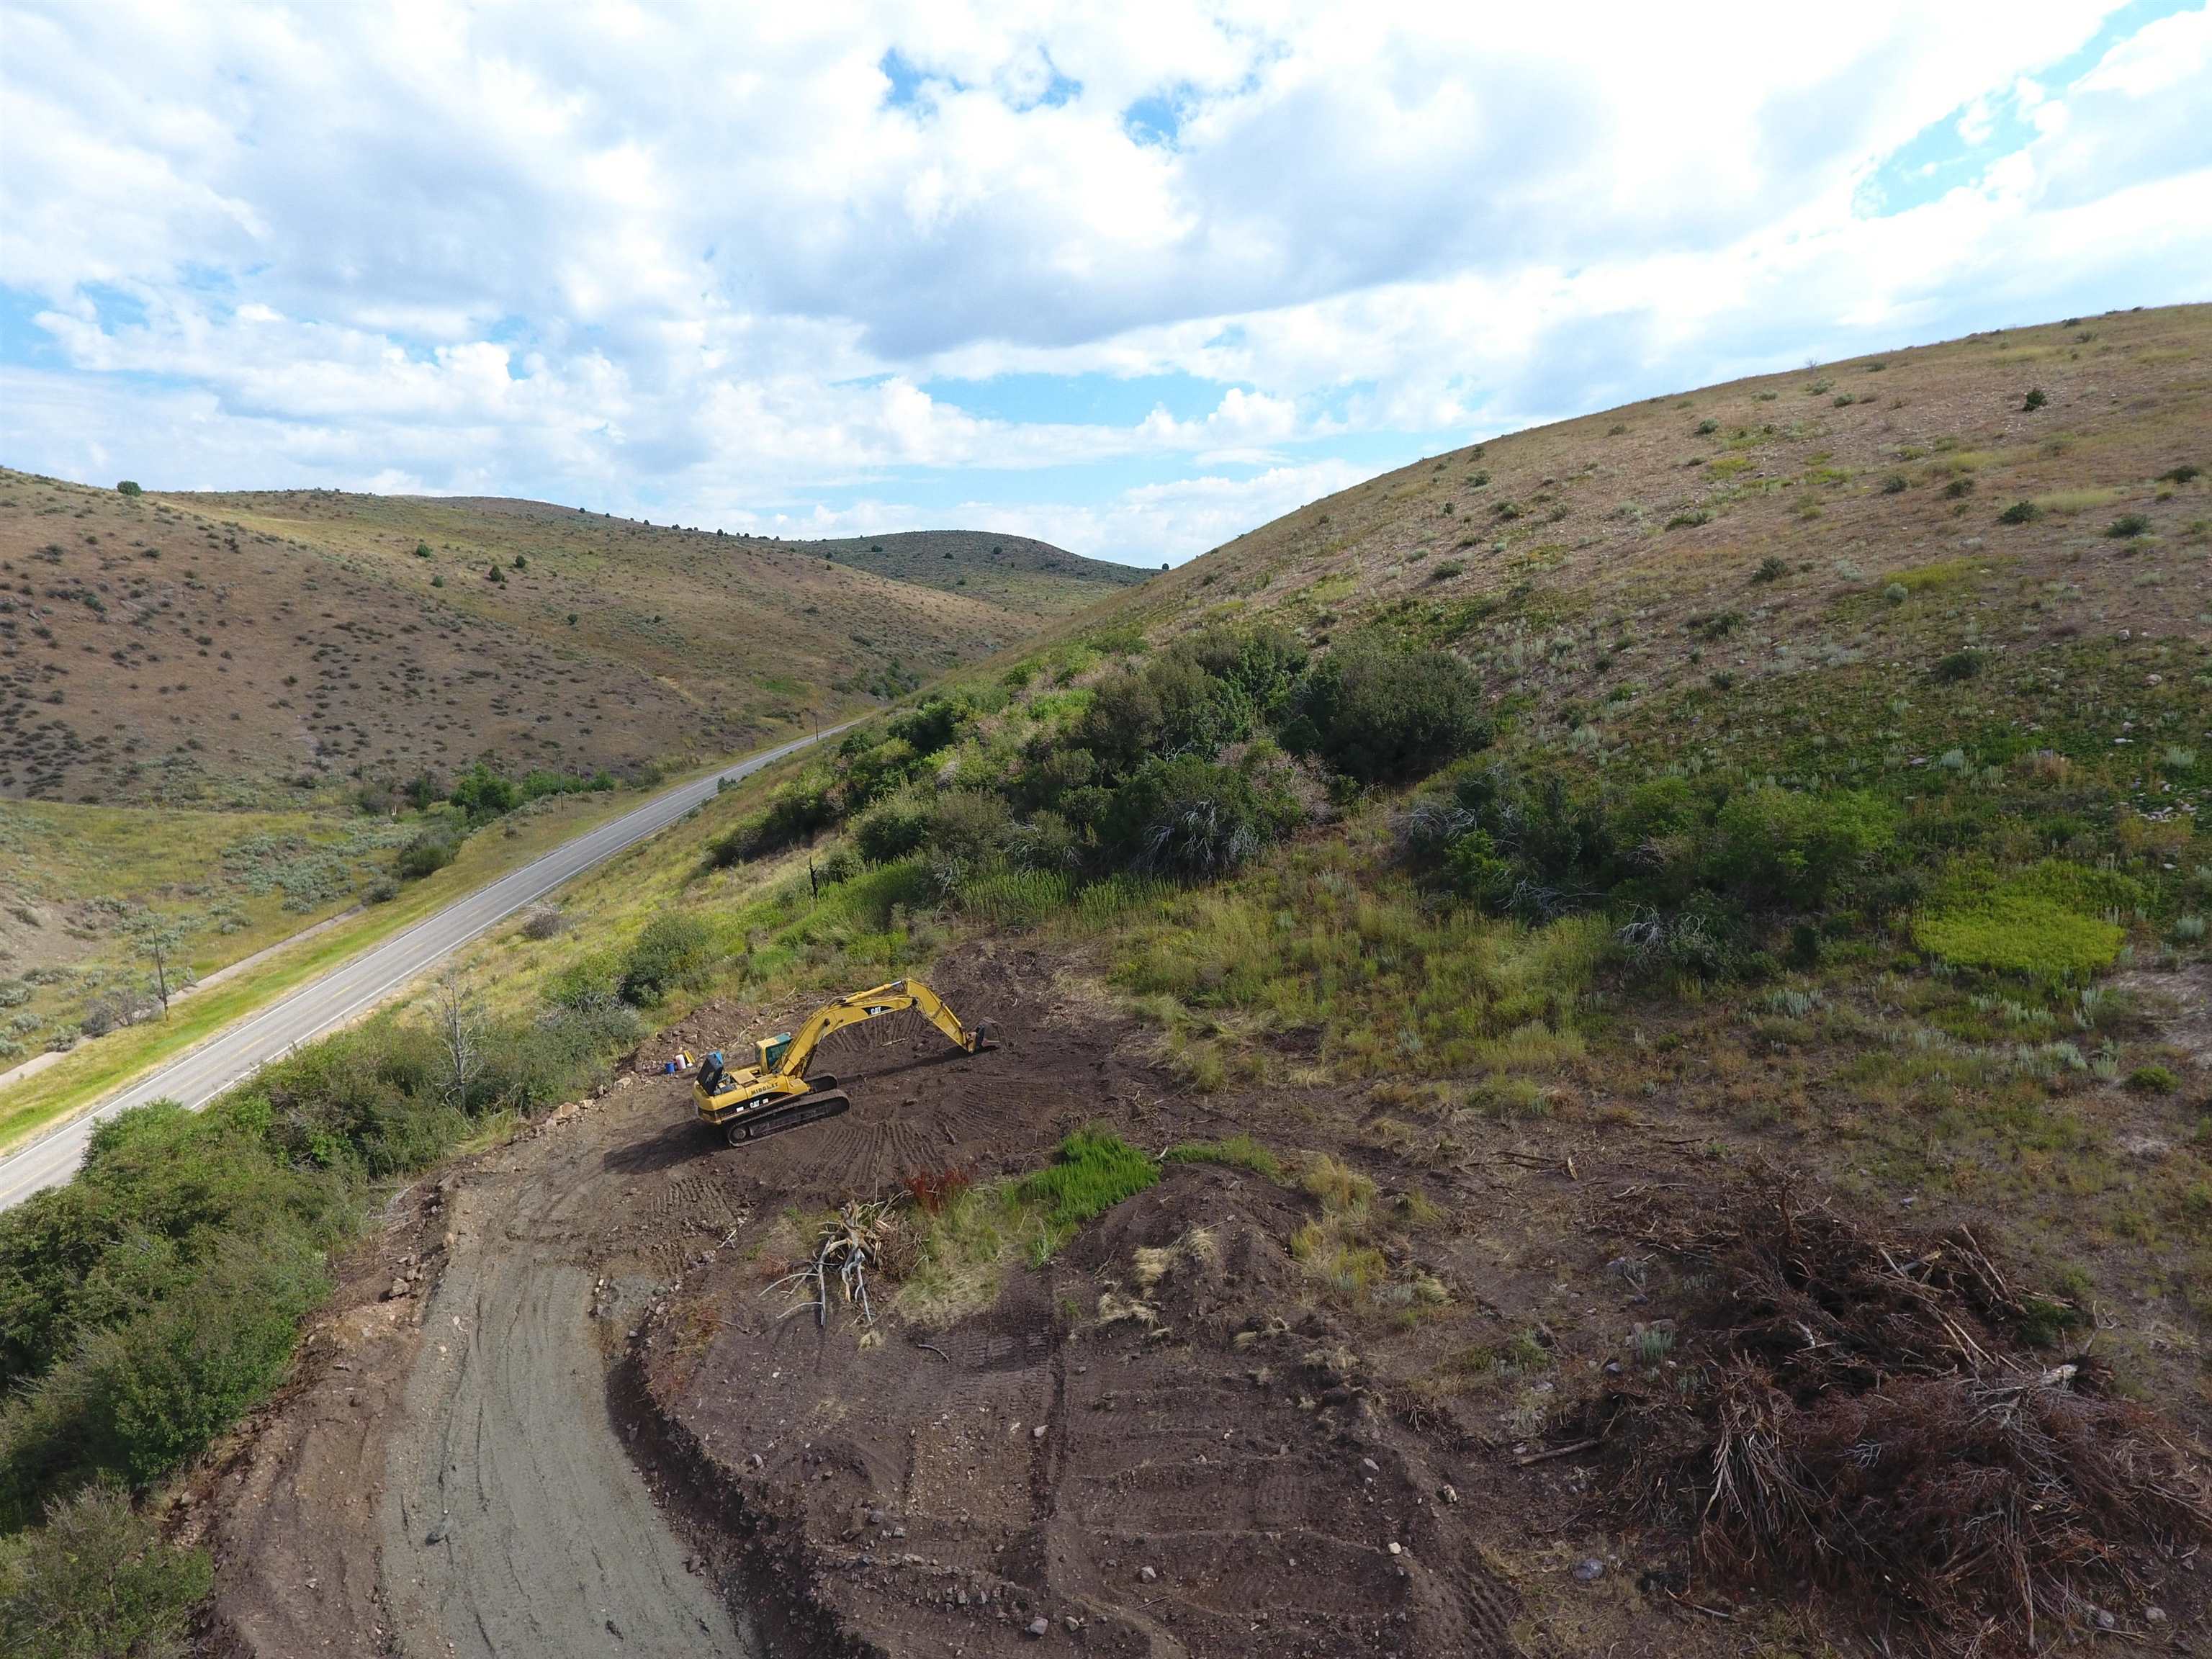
693,978,997,1145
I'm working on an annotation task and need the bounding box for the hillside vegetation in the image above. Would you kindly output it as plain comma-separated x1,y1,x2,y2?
0,475,1137,808
4,306,2207,1657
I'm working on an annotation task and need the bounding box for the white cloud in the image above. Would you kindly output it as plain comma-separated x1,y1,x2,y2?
1,0,2204,565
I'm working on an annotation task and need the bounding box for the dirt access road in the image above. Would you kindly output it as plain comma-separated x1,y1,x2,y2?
202,1074,764,1658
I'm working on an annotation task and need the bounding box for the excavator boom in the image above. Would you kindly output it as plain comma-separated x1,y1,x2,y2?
693,978,995,1146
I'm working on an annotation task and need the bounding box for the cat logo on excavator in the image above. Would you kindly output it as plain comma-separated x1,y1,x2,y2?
692,978,996,1146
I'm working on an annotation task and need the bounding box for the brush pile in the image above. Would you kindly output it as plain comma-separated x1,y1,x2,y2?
775,1200,902,1328
1582,1177,2209,1651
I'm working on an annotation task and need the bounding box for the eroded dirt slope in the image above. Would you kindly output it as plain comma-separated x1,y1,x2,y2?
195,1082,763,1658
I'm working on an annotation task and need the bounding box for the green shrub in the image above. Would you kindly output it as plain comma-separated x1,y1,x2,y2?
0,1479,210,1659
709,771,837,866
1147,652,1257,755
1750,556,1789,583
104,1232,329,1482
1290,634,1489,784
616,915,714,1006
2105,513,2150,539
1105,756,1302,880
925,791,1012,868
112,481,141,498
2022,387,2047,411
1071,672,1164,778
1932,648,1984,683
1707,786,1896,909
394,831,456,880
1999,500,2040,525
2156,464,2198,484
886,698,968,756
853,794,931,864
2126,1064,2180,1095
449,763,519,821
1404,759,1617,922
839,737,917,807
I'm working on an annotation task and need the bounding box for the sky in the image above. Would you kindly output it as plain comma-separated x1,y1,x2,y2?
2,2,2208,567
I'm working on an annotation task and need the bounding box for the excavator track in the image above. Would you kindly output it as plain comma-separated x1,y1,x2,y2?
721,1088,851,1146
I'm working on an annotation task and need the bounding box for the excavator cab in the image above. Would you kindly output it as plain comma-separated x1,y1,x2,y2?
755,1033,793,1070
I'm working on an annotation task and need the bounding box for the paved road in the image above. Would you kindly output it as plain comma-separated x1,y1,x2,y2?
0,729,837,1212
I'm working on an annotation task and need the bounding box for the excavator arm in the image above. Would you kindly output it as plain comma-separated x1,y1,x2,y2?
695,978,996,1146
770,979,991,1081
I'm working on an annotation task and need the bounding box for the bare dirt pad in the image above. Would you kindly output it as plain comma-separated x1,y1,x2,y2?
634,949,1520,1658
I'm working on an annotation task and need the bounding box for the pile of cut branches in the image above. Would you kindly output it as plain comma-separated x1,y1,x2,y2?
1577,1177,2209,1652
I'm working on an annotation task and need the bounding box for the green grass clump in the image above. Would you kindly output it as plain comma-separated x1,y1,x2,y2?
1912,890,2123,981
1884,557,1980,592
1013,1129,1161,1236
960,869,1071,929
1164,1133,1282,1180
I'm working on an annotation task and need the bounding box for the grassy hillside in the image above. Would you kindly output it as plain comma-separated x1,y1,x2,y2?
0,475,1130,808
0,475,1128,1097
1111,302,2209,696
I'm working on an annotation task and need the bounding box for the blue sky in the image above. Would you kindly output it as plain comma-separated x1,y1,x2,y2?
2,2,2208,566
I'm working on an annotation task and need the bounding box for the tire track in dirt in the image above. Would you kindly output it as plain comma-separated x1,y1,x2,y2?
374,1108,758,1659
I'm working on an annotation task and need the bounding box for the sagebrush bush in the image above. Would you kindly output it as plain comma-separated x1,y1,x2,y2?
1105,755,1303,879
0,1479,209,1659
1288,633,1490,784
394,831,456,880
616,914,714,1006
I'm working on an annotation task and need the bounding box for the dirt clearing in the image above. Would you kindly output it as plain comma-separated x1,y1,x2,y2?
192,942,2212,1658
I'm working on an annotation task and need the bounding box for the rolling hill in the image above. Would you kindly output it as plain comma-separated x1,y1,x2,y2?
0,476,1143,807
1109,300,2210,701
817,527,1152,608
